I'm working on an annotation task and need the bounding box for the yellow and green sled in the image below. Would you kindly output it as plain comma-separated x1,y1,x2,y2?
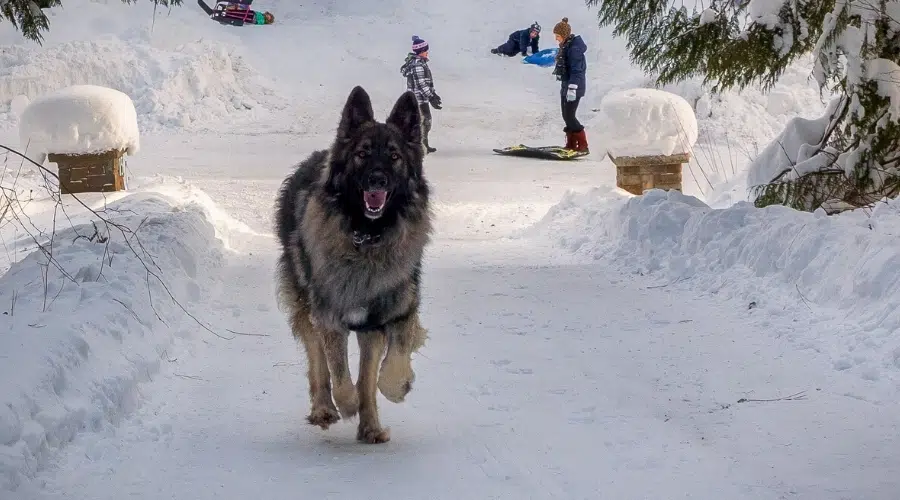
492,144,589,161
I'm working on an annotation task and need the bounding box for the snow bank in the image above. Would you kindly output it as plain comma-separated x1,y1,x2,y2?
19,84,139,162
596,88,698,158
0,2,282,132
530,187,900,385
0,192,225,493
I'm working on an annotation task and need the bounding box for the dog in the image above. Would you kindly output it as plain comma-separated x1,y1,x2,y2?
274,86,432,444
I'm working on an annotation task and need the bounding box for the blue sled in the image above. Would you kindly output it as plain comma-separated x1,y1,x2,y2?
523,48,558,67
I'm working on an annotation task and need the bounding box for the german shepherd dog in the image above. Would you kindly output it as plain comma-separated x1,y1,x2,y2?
274,86,432,443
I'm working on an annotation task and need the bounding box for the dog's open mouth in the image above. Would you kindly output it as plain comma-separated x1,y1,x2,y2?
363,190,388,218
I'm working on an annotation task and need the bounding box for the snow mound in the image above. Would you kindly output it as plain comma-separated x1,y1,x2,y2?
0,29,281,132
0,192,225,493
19,85,139,162
530,187,900,386
596,88,698,158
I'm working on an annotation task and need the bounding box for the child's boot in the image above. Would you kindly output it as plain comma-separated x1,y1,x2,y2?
564,127,575,150
574,129,589,153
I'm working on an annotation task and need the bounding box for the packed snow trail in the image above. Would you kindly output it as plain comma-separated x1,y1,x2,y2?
9,141,895,500
26,229,898,499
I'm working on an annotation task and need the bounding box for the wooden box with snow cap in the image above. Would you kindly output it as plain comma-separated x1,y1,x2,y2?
18,84,140,195
47,149,127,194
596,88,698,196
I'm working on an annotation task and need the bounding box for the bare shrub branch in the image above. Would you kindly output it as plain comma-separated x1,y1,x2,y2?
0,143,237,340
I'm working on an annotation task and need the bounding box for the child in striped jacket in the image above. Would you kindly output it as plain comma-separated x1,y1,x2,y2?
400,35,442,153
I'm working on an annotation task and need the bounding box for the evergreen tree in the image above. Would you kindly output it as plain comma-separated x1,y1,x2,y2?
1,0,183,45
587,0,900,212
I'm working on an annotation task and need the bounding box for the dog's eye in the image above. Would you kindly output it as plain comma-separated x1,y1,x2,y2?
356,150,368,159
390,152,400,161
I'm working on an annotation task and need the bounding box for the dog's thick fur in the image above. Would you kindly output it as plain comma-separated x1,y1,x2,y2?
274,86,432,444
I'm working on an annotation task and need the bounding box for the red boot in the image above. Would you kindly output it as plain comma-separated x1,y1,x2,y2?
573,129,590,153
564,128,576,150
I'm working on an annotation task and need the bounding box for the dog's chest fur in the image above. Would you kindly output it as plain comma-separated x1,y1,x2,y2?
292,191,428,331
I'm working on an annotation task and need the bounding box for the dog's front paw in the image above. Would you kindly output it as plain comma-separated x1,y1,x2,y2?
306,405,340,430
378,357,415,403
357,423,391,444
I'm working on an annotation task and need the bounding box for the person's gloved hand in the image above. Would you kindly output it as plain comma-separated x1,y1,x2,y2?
430,94,442,109
566,84,577,102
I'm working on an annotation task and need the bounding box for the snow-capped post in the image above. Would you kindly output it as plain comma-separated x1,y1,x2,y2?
597,88,698,196
18,84,140,194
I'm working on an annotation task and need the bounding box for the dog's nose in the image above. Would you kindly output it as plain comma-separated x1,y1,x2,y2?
368,171,388,189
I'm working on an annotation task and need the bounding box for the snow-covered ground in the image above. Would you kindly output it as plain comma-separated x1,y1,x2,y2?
1,0,898,498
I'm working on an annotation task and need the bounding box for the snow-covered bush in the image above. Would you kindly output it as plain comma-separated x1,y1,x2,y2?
0,191,224,491
587,0,900,212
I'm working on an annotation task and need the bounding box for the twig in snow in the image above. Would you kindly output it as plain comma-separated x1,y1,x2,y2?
646,276,690,289
71,221,107,244
6,289,18,316
46,276,67,311
225,328,270,337
111,297,142,323
737,390,808,403
785,223,807,255
40,201,60,312
795,284,813,312
273,361,299,367
173,373,206,381
709,390,808,413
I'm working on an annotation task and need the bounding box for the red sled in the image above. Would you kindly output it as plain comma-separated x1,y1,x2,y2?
198,0,271,26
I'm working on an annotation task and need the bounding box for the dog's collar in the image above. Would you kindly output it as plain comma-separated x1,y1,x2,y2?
352,230,382,248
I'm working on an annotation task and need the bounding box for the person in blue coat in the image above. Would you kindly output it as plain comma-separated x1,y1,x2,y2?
491,22,541,57
551,18,588,152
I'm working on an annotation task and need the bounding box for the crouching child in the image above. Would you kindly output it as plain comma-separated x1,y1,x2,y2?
491,22,541,56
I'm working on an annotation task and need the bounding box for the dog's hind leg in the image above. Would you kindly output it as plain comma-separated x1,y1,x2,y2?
355,331,390,443
323,331,359,419
378,312,428,403
290,304,340,429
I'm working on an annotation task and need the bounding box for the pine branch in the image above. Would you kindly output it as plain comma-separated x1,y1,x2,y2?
586,0,835,91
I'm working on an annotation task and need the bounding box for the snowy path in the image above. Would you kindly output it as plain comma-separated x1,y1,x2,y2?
28,240,897,499
18,136,897,500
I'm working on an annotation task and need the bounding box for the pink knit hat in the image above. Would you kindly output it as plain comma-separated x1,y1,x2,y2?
411,35,429,54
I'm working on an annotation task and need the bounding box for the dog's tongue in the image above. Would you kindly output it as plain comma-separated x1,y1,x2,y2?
364,190,387,208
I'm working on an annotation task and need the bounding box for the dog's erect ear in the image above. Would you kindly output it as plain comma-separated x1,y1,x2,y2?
386,91,422,145
337,86,375,141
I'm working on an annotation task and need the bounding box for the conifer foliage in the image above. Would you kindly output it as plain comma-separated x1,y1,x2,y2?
587,0,900,212
1,0,182,44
